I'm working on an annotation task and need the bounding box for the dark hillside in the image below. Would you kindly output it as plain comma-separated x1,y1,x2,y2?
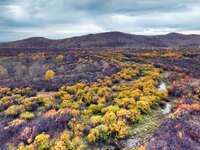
1,32,200,51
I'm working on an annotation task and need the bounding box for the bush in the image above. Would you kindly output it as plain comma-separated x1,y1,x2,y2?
4,105,25,117
0,96,13,111
45,70,55,80
88,125,109,142
56,54,64,62
124,75,132,80
54,130,87,150
136,100,150,113
34,133,50,150
5,119,25,129
90,115,102,125
20,112,35,120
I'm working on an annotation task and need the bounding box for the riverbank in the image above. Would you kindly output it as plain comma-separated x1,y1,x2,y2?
122,109,165,149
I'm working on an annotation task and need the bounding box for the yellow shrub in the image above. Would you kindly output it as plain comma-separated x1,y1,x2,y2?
45,70,55,80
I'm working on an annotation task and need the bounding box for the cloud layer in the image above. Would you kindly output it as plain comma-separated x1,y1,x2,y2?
1,0,200,41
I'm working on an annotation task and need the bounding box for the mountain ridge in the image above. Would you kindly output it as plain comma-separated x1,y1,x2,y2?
1,31,200,49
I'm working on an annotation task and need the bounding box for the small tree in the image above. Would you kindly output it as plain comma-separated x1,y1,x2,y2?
45,70,55,80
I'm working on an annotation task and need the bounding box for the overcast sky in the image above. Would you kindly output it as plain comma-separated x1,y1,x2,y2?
1,0,200,41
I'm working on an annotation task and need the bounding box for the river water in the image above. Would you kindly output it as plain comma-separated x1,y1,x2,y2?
162,102,171,114
158,82,172,114
158,82,167,91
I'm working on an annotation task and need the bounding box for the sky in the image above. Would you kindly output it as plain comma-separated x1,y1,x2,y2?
1,0,200,41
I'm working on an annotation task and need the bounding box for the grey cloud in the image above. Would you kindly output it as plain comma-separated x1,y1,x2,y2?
0,0,200,41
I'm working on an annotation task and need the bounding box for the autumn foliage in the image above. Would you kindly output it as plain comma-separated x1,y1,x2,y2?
45,70,55,80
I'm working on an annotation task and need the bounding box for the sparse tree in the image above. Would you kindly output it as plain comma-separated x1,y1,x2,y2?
45,70,55,80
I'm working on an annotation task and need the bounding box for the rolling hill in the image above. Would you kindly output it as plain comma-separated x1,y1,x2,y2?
1,32,200,50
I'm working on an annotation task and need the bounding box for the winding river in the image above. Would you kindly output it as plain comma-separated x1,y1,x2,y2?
158,82,172,114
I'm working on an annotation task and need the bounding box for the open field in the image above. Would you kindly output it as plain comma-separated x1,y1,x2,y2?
0,45,199,149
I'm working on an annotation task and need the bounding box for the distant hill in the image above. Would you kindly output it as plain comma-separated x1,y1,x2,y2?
1,31,200,49
0,37,52,48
